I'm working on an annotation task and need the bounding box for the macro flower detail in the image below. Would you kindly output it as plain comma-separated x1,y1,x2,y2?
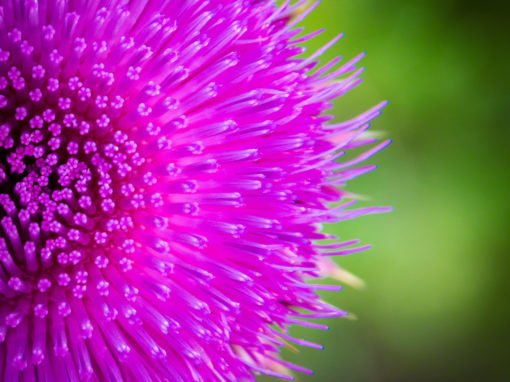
0,0,390,381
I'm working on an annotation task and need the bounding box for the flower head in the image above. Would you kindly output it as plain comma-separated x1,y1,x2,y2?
0,0,389,380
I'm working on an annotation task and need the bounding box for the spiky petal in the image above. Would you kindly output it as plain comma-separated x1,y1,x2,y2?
0,0,389,381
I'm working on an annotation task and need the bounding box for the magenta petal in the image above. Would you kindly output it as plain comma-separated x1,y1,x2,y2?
0,0,388,381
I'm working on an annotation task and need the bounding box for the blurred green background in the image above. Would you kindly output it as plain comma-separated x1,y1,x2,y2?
262,1,509,381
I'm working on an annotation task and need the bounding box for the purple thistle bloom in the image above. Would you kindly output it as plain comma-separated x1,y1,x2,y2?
0,0,389,380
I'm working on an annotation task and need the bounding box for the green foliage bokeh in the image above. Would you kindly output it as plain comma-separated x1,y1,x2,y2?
261,1,509,381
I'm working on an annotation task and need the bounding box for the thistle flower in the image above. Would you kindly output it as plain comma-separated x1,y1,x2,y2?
0,0,390,381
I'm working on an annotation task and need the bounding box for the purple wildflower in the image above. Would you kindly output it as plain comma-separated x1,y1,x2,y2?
0,0,389,380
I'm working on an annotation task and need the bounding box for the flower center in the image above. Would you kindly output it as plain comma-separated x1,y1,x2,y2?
0,34,145,304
